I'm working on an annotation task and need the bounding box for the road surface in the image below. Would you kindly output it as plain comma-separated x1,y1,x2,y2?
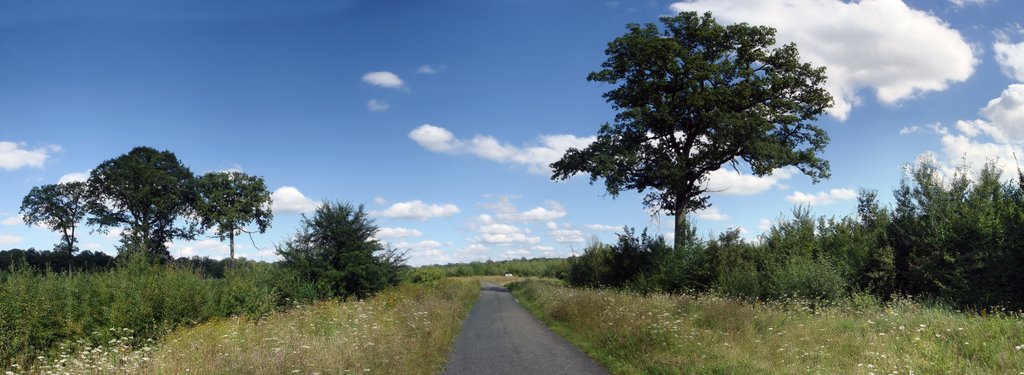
443,282,609,375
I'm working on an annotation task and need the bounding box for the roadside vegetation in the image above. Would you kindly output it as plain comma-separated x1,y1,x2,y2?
25,278,478,375
512,279,1024,374
2,147,412,371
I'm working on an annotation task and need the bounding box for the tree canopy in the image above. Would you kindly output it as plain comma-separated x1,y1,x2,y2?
276,201,406,299
87,146,198,259
195,171,273,260
551,11,833,249
19,181,90,253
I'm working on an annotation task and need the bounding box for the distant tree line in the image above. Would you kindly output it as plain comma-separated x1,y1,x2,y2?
409,258,568,283
567,159,1024,311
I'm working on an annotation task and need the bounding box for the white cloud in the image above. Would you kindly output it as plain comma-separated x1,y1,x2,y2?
551,229,585,243
669,0,977,120
479,223,523,235
416,65,439,74
362,71,404,89
545,221,559,230
786,188,858,206
949,0,987,7
373,197,388,205
704,167,797,195
994,33,1024,82
694,207,729,221
0,234,23,245
271,186,320,214
1,215,22,226
58,171,89,183
391,240,442,250
979,84,1024,142
376,227,424,239
0,142,59,170
479,233,541,244
374,200,460,220
497,201,567,222
585,224,620,232
367,99,389,112
757,218,774,231
899,125,924,135
409,124,596,174
475,223,541,244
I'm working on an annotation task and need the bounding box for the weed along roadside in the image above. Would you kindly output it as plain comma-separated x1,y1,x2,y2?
21,278,480,375
509,280,1024,374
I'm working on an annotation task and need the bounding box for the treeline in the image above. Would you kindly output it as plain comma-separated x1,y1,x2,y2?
569,159,1024,310
0,248,270,277
410,258,567,282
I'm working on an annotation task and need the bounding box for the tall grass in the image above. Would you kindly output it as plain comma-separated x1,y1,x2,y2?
24,278,479,374
511,280,1024,374
0,260,316,370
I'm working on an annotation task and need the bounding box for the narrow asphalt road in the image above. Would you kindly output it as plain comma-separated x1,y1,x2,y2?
443,282,609,375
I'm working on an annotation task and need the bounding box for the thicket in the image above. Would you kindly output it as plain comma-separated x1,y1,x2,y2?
0,259,318,369
568,159,1024,310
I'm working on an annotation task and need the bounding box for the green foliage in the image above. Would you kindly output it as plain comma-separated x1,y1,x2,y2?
195,171,274,260
0,259,313,369
0,248,115,273
19,181,90,253
551,11,832,249
276,201,406,299
423,257,568,279
87,146,198,260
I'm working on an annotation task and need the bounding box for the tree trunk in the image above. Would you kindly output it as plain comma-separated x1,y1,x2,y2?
674,195,688,250
229,231,235,261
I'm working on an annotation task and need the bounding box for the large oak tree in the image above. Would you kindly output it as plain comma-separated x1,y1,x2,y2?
551,12,833,249
87,146,198,259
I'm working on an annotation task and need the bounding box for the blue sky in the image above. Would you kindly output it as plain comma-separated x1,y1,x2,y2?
2,0,1023,265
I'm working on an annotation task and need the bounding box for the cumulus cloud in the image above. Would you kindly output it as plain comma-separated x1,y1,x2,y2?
900,125,924,135
497,201,567,222
551,229,585,243
374,200,460,220
58,171,89,183
669,0,977,120
0,234,23,245
390,240,442,250
757,218,774,231
786,188,858,206
475,223,540,244
979,84,1024,142
408,124,596,174
367,99,389,112
694,207,729,221
585,224,620,232
376,227,424,239
362,71,404,89
994,32,1024,82
704,167,797,195
271,186,320,214
0,142,59,170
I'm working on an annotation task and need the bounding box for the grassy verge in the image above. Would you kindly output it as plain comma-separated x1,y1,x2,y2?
24,278,480,375
510,280,1024,374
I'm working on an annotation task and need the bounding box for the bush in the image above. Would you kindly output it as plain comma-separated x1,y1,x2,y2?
276,201,407,300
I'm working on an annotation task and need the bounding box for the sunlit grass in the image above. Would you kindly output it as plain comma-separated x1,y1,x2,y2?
22,278,480,375
511,280,1024,374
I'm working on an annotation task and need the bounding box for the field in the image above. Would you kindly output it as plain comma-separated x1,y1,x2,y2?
511,279,1024,374
18,278,479,375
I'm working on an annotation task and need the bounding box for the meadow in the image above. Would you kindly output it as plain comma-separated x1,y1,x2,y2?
511,279,1024,374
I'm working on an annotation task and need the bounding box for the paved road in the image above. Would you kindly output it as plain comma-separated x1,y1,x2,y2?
443,282,609,375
